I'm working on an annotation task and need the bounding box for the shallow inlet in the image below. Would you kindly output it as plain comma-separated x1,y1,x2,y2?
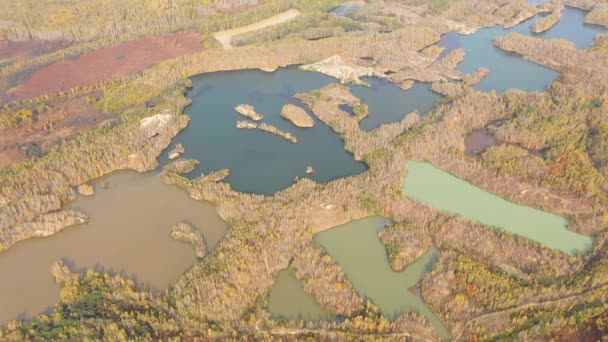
350,78,440,131
166,67,439,195
403,161,593,254
267,268,335,321
437,6,606,92
0,171,227,325
314,217,451,340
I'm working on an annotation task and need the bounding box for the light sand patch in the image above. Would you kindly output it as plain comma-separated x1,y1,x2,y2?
213,9,301,49
300,55,382,86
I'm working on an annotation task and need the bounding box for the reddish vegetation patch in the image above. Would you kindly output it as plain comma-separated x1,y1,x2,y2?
0,92,114,168
9,31,205,101
0,40,71,67
464,129,497,155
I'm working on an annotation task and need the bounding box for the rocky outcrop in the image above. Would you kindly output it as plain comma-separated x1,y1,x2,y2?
234,104,263,121
140,113,174,138
236,120,257,129
77,183,95,196
168,143,185,160
171,222,207,258
280,104,314,128
300,55,382,86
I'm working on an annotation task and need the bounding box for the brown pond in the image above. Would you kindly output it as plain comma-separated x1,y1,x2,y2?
464,129,496,155
0,170,227,324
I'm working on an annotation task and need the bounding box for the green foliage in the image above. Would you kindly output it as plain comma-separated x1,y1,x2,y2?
353,103,368,119
97,83,159,114
358,193,380,213
10,269,177,341
586,97,603,109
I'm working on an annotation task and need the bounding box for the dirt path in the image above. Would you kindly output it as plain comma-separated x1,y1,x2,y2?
213,9,301,49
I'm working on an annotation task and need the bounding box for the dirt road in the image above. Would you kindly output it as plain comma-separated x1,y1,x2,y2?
213,9,301,49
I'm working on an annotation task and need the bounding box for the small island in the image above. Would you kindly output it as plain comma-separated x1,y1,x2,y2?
171,222,207,259
281,104,315,128
234,104,263,121
235,120,297,143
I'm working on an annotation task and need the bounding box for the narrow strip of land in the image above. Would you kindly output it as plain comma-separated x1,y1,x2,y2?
212,9,301,49
453,283,608,341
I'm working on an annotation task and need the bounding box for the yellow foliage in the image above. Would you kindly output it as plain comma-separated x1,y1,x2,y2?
46,9,79,27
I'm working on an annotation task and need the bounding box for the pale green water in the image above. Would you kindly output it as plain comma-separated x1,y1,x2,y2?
403,161,593,254
267,268,335,321
315,217,451,340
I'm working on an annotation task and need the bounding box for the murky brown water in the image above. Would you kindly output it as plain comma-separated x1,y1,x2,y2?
0,170,227,324
464,129,496,155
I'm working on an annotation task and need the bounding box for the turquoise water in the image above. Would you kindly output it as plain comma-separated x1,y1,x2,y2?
316,217,451,340
403,161,593,255
438,7,606,92
167,67,440,195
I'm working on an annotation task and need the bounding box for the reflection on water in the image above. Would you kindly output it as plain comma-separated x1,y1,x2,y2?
0,171,227,324
464,129,497,155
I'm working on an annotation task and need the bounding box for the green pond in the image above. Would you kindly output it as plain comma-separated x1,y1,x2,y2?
267,268,335,321
403,161,593,254
316,217,451,340
269,217,451,340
